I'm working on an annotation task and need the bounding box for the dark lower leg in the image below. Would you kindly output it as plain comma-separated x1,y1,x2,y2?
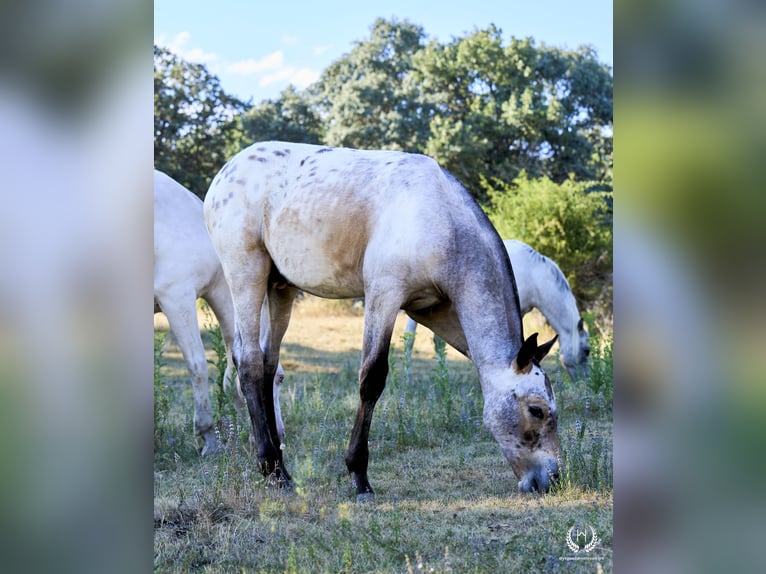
238,359,292,485
345,401,377,495
345,354,388,497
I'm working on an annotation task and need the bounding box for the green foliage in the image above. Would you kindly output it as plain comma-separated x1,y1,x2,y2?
154,45,248,197
587,335,614,406
484,172,612,311
413,29,613,201
155,20,612,208
199,303,239,434
432,335,453,423
240,85,323,145
310,18,429,152
556,334,612,491
557,416,612,492
153,331,171,449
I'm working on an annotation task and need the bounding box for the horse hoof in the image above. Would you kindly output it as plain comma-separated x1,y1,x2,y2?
356,492,375,503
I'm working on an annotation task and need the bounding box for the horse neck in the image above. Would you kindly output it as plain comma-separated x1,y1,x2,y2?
451,236,525,373
533,263,580,356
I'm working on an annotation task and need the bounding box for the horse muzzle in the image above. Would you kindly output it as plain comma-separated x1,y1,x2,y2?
517,458,560,493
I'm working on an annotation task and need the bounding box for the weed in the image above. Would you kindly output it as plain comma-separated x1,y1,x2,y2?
153,331,172,449
432,335,453,423
587,334,613,406
200,303,242,441
154,303,612,572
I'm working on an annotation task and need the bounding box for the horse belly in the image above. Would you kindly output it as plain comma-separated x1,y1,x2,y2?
264,202,368,299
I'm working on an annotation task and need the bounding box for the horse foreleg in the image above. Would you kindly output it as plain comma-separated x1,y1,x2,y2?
158,292,218,455
345,293,399,501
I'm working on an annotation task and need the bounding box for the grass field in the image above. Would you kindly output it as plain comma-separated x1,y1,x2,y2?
154,296,612,572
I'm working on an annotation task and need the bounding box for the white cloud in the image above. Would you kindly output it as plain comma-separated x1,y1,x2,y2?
291,68,321,88
227,51,284,75
259,67,320,88
155,32,218,65
259,67,296,87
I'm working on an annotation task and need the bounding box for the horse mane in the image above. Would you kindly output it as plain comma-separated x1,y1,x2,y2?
519,242,572,299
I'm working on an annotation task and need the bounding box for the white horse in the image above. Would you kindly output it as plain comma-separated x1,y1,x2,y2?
204,142,560,497
153,170,284,455
404,239,590,382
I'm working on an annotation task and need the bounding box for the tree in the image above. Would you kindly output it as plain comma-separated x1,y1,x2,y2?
413,30,613,202
309,18,430,152
240,85,323,144
154,46,248,197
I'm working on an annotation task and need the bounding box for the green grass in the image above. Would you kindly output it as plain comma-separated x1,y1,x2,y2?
154,310,612,572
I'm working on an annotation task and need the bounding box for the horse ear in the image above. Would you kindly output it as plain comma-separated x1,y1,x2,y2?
534,335,558,364
515,333,539,370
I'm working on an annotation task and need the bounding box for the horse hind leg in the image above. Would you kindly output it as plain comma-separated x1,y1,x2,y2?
345,289,401,501
263,283,298,455
226,259,294,486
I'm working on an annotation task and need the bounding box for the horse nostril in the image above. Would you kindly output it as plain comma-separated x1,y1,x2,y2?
584,348,590,357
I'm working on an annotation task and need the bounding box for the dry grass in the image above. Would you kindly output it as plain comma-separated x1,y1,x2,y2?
154,295,611,572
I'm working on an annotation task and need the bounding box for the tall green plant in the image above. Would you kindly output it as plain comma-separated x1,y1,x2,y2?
153,331,172,449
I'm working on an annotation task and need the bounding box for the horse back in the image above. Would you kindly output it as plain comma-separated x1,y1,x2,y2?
154,170,222,297
205,142,464,298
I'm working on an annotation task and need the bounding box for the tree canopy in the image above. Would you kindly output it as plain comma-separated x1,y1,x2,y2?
153,19,613,317
155,19,612,202
154,46,247,197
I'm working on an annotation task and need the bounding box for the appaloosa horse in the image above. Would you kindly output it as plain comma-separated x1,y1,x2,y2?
405,239,590,382
204,142,560,497
154,170,284,455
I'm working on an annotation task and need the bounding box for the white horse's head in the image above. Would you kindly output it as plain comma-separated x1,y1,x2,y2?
560,317,591,382
483,333,560,493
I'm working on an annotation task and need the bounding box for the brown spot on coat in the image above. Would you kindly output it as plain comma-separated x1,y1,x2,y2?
512,359,533,375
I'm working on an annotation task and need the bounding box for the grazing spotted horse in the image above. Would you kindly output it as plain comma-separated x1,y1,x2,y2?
204,142,560,497
153,170,285,455
405,239,591,382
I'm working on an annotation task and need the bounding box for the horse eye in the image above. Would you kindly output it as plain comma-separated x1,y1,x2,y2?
528,406,545,420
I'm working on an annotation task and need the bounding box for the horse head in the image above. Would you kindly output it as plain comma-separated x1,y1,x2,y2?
560,317,591,383
483,333,560,493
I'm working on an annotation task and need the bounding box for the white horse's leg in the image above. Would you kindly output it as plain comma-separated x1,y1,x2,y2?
157,293,218,455
345,287,402,501
205,278,249,426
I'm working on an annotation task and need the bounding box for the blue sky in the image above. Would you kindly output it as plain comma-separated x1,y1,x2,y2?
154,0,612,104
